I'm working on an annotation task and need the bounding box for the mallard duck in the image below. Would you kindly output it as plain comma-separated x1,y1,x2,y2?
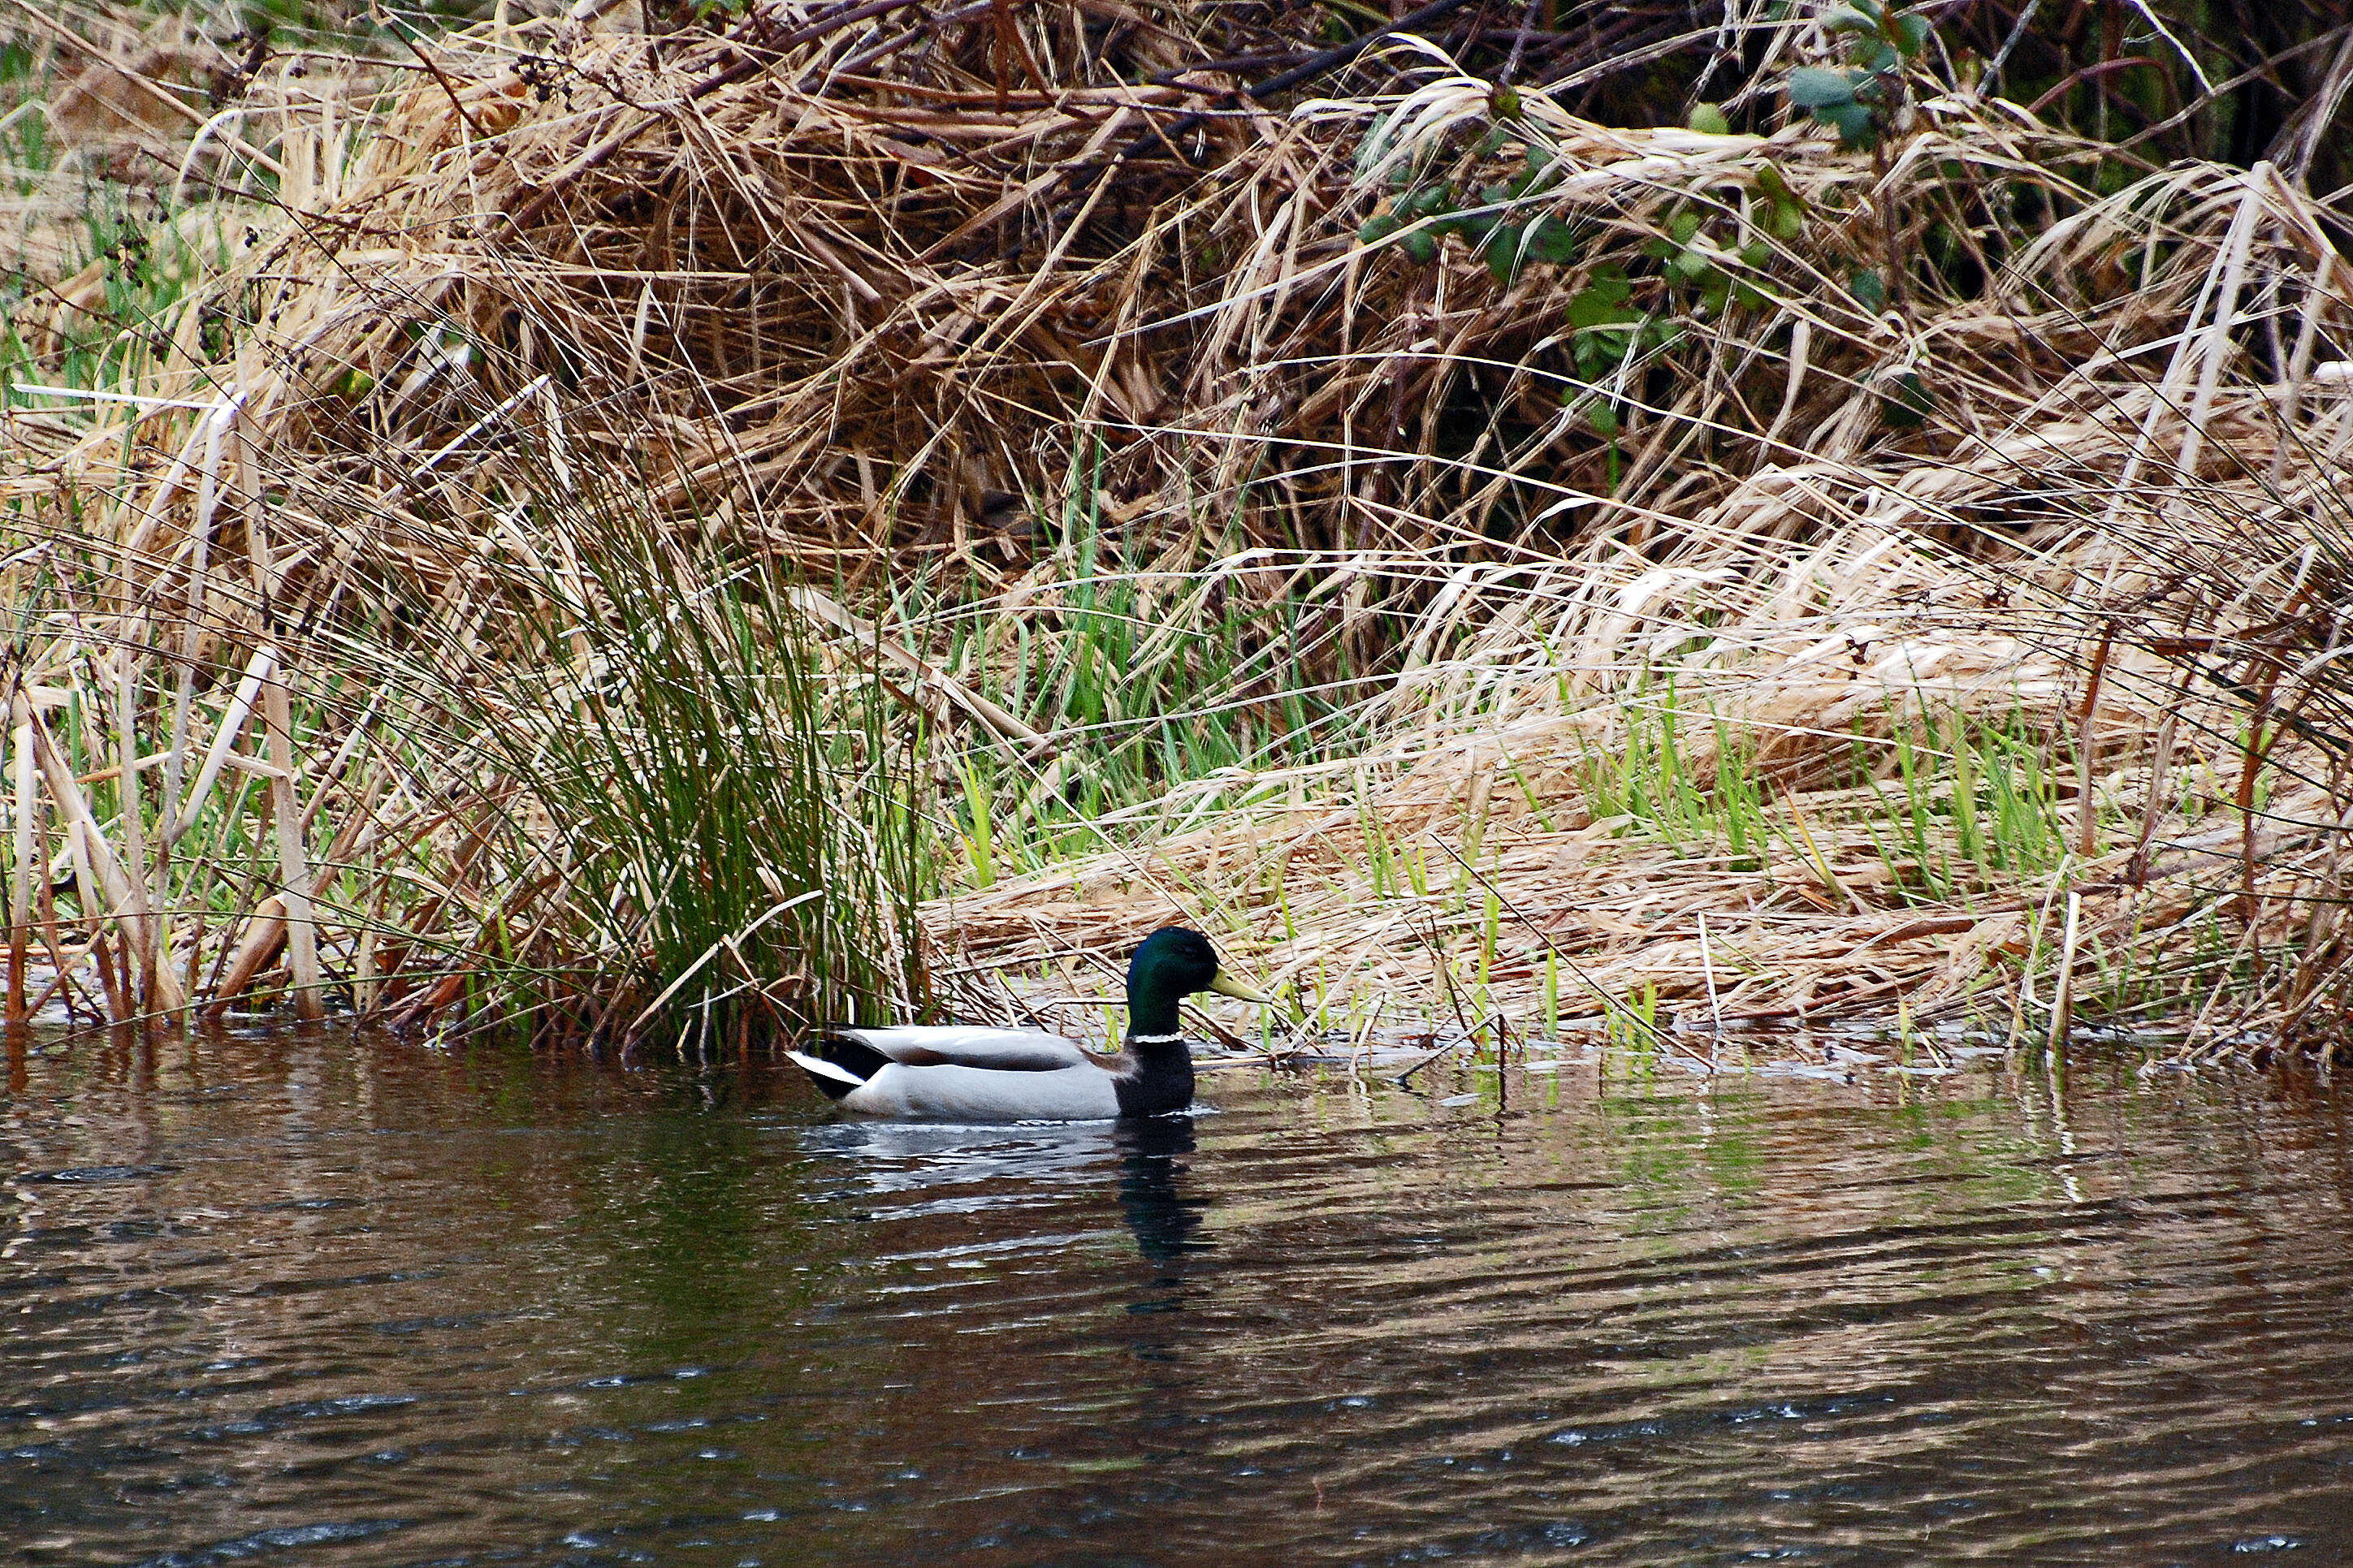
787,927,1270,1121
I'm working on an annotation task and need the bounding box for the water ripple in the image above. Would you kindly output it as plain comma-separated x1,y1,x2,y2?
3,1036,2351,1564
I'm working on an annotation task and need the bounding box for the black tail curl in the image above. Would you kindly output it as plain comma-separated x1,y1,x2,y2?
807,1033,892,1095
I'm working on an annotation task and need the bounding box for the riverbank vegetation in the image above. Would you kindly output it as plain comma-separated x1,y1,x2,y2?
4,0,2352,1065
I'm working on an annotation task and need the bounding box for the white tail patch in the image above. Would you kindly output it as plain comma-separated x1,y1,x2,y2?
786,1050,865,1087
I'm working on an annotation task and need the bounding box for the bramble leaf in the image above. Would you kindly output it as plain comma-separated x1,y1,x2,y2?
1879,369,1932,426
1486,224,1525,283
1818,100,1876,146
1585,264,1633,306
1527,217,1579,263
1787,66,1859,108
1568,287,1639,329
1568,395,1620,438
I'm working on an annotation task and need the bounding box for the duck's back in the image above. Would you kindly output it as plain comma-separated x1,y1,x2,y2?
831,1025,1095,1071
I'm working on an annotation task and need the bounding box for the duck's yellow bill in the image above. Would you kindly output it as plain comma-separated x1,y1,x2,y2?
1208,967,1274,1004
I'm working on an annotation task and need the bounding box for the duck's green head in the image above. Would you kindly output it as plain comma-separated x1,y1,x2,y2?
1125,927,1271,1037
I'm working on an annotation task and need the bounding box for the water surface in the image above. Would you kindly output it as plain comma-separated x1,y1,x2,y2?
4,1029,2351,1565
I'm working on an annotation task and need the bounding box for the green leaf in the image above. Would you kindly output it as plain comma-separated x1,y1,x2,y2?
1404,230,1438,265
1738,240,1769,268
1879,369,1932,426
1687,102,1731,136
1892,11,1931,55
1568,287,1640,329
1674,246,1714,280
1823,4,1879,35
1850,266,1888,313
1787,66,1859,108
1526,216,1579,263
1486,224,1525,284
1359,213,1400,244
1669,210,1702,245
1817,100,1877,146
1770,199,1805,240
1570,395,1620,438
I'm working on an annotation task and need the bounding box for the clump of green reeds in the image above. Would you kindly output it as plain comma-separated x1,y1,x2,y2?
424,470,933,1048
0,382,932,1047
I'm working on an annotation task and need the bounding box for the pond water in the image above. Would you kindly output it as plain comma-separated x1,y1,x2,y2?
4,1027,2351,1566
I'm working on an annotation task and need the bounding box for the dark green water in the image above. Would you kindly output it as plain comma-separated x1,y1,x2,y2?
3,1028,2351,1566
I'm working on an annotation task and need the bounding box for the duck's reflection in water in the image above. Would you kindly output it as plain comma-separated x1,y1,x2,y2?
1117,1115,1207,1263
795,1114,1212,1272
1114,1117,1209,1370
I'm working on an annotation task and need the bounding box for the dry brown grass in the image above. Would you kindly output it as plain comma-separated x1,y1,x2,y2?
940,512,2352,1061
6,2,2353,1063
